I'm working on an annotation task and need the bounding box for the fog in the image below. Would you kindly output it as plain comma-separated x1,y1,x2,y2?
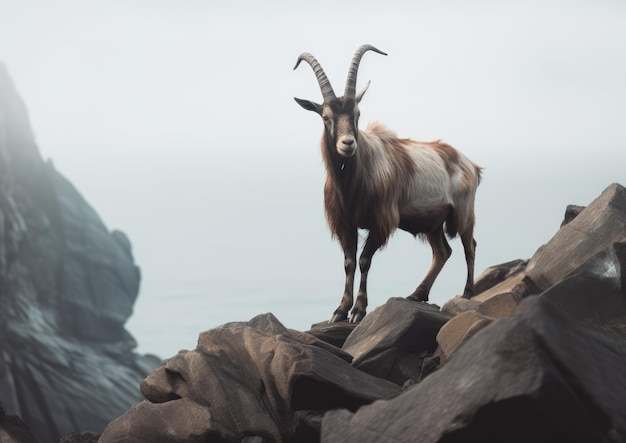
1,1,625,356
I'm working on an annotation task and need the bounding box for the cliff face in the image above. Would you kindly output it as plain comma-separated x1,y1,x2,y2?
0,64,159,442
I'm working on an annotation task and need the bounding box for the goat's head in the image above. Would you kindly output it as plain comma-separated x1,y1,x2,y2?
294,44,387,158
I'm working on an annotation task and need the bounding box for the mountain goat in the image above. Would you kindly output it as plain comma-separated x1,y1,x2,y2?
294,44,482,322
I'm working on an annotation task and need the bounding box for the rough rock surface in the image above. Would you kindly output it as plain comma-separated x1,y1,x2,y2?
96,187,626,441
439,185,626,367
100,313,401,442
0,64,159,442
322,184,626,443
341,298,450,385
73,183,626,442
322,295,626,443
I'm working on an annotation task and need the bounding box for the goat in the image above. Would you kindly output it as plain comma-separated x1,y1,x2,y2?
294,44,482,323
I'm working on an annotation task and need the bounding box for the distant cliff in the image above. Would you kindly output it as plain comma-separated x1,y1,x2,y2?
0,64,160,442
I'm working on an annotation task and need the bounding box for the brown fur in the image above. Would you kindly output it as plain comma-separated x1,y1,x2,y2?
317,121,481,320
322,127,420,246
294,47,481,322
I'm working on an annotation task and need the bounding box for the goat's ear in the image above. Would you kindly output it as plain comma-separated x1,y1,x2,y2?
294,97,323,115
355,81,371,103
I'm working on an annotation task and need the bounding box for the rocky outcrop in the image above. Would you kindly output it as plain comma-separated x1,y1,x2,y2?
93,183,626,443
323,294,626,443
437,183,626,363
322,184,626,443
0,64,160,442
99,313,402,442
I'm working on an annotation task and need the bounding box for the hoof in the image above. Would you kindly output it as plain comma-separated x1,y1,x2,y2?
330,310,348,323
349,310,366,323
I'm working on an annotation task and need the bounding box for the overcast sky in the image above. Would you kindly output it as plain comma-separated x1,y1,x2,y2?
1,1,625,356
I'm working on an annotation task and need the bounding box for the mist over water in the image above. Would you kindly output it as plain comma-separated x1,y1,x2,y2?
1,1,625,358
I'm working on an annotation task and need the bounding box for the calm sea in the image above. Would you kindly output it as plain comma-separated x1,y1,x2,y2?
125,273,457,359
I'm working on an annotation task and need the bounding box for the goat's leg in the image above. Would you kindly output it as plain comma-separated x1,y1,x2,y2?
460,225,477,299
330,231,358,323
407,225,452,302
350,234,382,323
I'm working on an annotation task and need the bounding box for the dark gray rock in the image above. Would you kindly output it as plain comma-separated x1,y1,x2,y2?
0,402,38,443
58,431,101,443
522,183,626,296
473,183,626,302
0,64,160,442
102,313,401,442
341,298,451,385
322,295,626,442
294,410,324,443
307,320,358,348
561,204,585,227
539,240,626,333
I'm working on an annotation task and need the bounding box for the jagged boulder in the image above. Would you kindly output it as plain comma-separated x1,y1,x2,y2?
475,183,626,302
438,183,626,362
322,295,626,443
321,184,626,442
100,313,401,442
522,183,626,295
539,241,626,332
341,298,451,385
0,64,160,442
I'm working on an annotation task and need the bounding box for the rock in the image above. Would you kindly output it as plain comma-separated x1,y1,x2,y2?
307,320,359,348
473,271,527,302
100,399,235,443
0,64,160,442
341,298,451,385
437,292,521,362
476,292,521,319
0,403,38,443
294,410,324,443
441,296,481,316
435,310,492,361
322,296,626,442
473,259,528,295
523,183,626,295
561,204,585,227
104,313,401,442
474,183,626,303
58,432,101,443
539,241,626,332
81,182,626,441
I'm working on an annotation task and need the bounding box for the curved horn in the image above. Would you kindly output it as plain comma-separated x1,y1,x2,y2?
344,44,387,100
294,52,337,103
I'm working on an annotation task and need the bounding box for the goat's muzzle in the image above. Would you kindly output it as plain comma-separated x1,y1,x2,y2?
337,136,357,157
